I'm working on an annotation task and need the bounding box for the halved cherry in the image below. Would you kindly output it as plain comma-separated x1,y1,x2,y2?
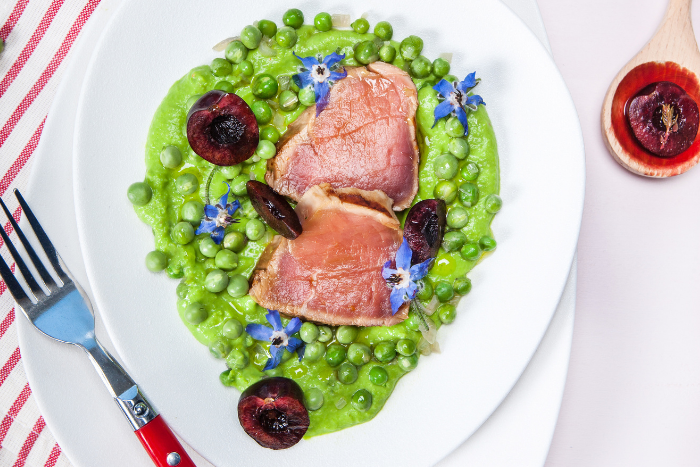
403,199,446,265
246,181,302,239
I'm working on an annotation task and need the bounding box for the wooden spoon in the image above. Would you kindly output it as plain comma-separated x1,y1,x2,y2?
601,0,700,177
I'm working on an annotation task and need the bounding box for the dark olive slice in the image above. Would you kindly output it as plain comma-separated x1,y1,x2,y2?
186,90,259,165
246,181,302,239
238,377,309,450
403,199,446,264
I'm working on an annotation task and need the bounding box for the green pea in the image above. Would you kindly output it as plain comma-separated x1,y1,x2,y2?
199,237,220,258
396,339,416,356
278,89,299,112
260,126,280,143
351,389,372,411
404,311,421,331
484,194,502,214
325,344,346,367
432,58,451,78
283,8,304,28
251,101,272,124
185,302,207,325
397,354,418,371
237,60,254,77
222,318,244,339
175,173,198,195
337,362,358,385
176,281,188,299
317,326,332,343
160,146,182,168
373,341,396,363
351,18,369,34
305,387,324,411
336,325,359,344
300,322,319,343
454,277,472,295
220,165,242,180
458,182,479,207
205,269,229,293
445,116,465,137
275,26,297,48
434,180,457,204
374,21,393,40
257,19,277,38
479,235,497,252
240,25,262,49
225,40,247,64
298,87,315,106
378,44,396,63
448,138,469,160
214,80,234,93
437,304,457,324
226,274,249,298
172,222,195,244
215,249,238,270
460,162,480,181
304,342,325,362
245,219,265,241
314,12,332,31
435,281,454,302
410,55,432,79
400,35,423,61
223,231,246,251
231,174,249,196
460,243,481,261
447,206,469,229
416,279,433,301
227,349,249,369
369,366,388,386
442,231,466,252
252,74,278,99
127,182,152,206
434,153,459,180
145,250,167,272
211,58,232,77
354,41,378,65
347,343,371,366
209,339,232,359
185,94,202,111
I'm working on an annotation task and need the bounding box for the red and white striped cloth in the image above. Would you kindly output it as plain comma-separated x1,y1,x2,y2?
0,0,103,465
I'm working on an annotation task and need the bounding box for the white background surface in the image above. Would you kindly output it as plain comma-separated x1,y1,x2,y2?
540,1,700,466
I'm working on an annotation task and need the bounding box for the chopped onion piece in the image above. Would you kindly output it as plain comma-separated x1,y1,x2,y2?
425,136,430,147
335,397,347,409
417,338,432,356
249,172,257,180
252,155,261,163
438,53,453,64
419,312,438,344
424,295,440,315
266,99,279,110
431,341,441,354
361,12,369,19
258,37,277,57
278,75,291,91
332,13,351,28
212,36,239,52
273,112,285,129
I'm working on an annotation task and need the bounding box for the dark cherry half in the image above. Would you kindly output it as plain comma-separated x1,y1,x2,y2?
237,377,309,450
246,181,303,239
627,81,699,157
186,90,259,166
403,199,446,265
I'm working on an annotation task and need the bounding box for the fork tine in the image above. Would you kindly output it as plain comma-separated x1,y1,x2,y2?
0,196,59,291
14,190,69,283
0,248,34,310
0,222,45,298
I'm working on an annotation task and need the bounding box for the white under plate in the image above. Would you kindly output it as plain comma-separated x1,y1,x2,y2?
71,0,584,465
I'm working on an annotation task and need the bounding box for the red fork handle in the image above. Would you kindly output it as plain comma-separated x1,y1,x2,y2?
135,415,197,467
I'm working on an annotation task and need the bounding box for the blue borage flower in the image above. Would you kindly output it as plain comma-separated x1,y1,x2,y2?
292,51,347,116
246,309,305,371
382,239,432,315
195,182,240,244
432,72,485,136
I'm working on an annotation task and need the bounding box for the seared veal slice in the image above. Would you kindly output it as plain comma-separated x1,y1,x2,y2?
249,184,407,326
267,62,419,210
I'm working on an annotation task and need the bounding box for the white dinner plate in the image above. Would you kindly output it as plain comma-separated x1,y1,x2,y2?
72,0,584,465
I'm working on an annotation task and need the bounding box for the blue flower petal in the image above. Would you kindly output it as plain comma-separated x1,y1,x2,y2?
286,337,305,361
203,204,219,219
455,106,469,136
210,226,226,244
246,323,274,342
219,184,231,207
314,81,331,116
405,281,418,300
294,71,315,89
382,262,397,280
293,52,321,70
263,345,284,371
466,94,484,110
322,52,345,67
433,79,456,99
395,239,413,271
284,317,302,336
389,287,407,315
266,309,283,331
195,219,217,235
410,257,432,281
456,72,477,93
295,344,305,361
432,100,455,127
329,69,347,82
227,199,241,216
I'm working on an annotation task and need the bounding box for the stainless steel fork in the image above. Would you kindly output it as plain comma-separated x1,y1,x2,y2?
0,189,196,467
